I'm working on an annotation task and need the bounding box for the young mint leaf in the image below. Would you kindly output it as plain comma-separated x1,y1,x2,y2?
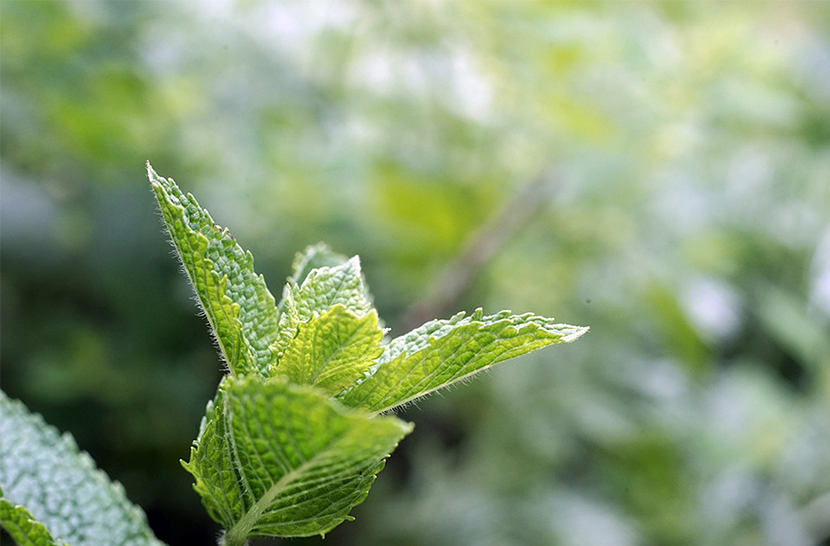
286,243,350,288
0,391,165,546
290,256,373,318
147,163,279,377
183,376,412,542
278,244,353,319
270,256,375,371
339,309,589,413
279,305,384,396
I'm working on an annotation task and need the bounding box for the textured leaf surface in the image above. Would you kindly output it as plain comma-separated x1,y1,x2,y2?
279,305,384,396
0,495,65,546
0,391,165,546
183,377,412,541
289,256,373,319
270,256,374,370
148,163,278,377
339,309,589,413
285,243,350,292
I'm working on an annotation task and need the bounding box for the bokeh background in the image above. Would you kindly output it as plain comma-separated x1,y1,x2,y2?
2,1,830,545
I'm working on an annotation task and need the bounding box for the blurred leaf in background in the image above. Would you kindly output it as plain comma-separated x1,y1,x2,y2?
2,1,830,545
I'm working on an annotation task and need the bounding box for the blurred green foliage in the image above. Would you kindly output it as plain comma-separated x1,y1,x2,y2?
2,1,830,545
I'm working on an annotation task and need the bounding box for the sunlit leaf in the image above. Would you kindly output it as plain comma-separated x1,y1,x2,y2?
339,309,589,413
148,163,279,377
278,305,384,396
182,376,411,541
270,255,374,370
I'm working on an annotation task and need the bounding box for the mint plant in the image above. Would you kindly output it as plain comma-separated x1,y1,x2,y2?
0,164,588,546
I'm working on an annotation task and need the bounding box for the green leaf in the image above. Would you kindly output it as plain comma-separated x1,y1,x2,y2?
289,256,373,319
338,309,589,413
148,162,279,377
0,493,65,546
278,305,385,396
270,256,374,370
286,243,350,290
183,376,412,542
0,391,165,546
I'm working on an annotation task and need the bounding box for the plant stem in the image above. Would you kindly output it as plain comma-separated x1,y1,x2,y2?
219,530,247,546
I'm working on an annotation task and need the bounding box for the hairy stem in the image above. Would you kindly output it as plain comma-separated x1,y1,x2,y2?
219,530,247,546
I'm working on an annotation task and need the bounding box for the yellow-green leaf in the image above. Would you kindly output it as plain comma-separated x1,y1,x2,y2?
183,377,412,541
339,309,589,413
278,305,384,396
148,163,279,377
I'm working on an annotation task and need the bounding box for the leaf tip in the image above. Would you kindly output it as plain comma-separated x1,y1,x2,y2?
561,324,590,342
146,160,157,182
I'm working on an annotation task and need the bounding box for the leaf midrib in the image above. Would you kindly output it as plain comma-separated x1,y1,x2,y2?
223,402,346,546
352,321,575,414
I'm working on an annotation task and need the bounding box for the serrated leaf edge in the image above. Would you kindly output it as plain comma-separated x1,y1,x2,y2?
340,309,589,414
0,392,165,546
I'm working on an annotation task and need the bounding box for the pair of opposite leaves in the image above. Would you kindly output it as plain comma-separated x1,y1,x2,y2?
0,165,587,546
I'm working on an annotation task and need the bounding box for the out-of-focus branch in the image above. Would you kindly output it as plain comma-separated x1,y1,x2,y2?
400,169,559,331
